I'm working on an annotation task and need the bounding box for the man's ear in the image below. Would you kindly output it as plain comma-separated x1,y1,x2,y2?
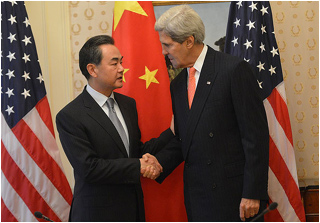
87,63,98,78
186,35,195,49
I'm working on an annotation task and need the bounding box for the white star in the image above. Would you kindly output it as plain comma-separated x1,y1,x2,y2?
8,14,17,25
5,69,15,79
243,39,253,50
23,17,31,28
37,73,44,83
5,88,14,98
244,58,250,63
260,5,269,16
22,35,32,46
5,105,14,116
261,25,267,34
257,80,263,89
9,1,18,6
260,42,266,53
21,88,31,99
257,61,265,72
22,53,30,63
246,20,256,30
231,37,238,46
7,51,16,61
234,18,241,28
249,2,258,12
236,1,242,9
22,71,31,81
269,65,276,75
270,47,279,57
8,33,17,43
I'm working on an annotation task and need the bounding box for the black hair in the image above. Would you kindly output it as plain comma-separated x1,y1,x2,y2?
79,35,115,79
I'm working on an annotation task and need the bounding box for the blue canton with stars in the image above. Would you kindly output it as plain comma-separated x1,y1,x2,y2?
225,1,283,100
1,1,46,128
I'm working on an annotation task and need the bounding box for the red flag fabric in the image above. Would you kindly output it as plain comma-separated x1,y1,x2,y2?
1,1,72,221
225,1,305,221
112,1,187,221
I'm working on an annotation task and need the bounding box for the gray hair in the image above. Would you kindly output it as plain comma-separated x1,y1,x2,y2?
155,4,205,44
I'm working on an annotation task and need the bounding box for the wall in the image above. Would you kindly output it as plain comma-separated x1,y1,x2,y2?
270,1,319,184
25,1,74,188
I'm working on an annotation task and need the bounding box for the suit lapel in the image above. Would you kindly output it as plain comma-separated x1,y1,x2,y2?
184,47,219,157
175,69,190,118
82,88,128,157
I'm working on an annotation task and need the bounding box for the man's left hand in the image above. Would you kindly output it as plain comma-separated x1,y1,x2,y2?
239,198,260,221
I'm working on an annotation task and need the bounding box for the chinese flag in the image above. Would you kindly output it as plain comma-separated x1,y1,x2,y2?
112,1,187,222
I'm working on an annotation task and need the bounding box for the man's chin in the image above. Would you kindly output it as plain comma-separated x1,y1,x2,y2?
116,82,123,89
172,63,181,69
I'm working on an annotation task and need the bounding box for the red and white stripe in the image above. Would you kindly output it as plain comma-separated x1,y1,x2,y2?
264,82,305,222
1,96,72,222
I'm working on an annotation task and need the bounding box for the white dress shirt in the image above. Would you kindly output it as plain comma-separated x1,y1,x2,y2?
187,44,208,88
86,84,129,142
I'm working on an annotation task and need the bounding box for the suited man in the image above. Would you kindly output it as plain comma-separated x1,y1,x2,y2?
153,5,269,222
56,35,174,221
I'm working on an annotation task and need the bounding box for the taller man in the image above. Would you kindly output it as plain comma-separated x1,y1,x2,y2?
154,5,269,222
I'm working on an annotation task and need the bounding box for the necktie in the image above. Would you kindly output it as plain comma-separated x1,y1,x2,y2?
188,67,196,109
106,98,129,155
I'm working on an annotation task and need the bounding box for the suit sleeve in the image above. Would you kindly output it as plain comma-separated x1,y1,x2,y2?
56,109,141,185
128,97,175,156
231,61,269,200
154,83,184,184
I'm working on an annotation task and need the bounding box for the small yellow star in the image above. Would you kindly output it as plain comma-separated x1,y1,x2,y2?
139,66,159,89
113,1,148,31
123,69,129,82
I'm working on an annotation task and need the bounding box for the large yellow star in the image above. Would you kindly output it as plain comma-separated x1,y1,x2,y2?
113,1,148,31
139,66,159,89
122,68,129,82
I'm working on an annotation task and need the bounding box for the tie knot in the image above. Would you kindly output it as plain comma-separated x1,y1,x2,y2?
189,67,196,77
106,98,115,110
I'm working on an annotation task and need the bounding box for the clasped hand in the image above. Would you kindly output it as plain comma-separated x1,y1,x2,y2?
140,153,163,180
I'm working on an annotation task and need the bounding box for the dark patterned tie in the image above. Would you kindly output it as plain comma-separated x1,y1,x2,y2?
106,98,129,155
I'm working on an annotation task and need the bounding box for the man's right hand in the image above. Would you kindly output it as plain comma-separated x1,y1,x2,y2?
140,153,163,180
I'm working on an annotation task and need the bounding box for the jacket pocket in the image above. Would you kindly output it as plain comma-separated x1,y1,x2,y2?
224,160,245,178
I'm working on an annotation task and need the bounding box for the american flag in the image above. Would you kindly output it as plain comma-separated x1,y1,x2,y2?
225,1,305,222
1,1,72,221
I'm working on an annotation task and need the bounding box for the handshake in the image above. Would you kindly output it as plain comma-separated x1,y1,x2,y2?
139,153,163,180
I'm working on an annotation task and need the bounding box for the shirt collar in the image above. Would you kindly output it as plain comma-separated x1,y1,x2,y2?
189,44,208,73
86,84,115,107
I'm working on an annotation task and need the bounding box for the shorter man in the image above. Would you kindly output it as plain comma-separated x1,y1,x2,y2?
56,35,174,221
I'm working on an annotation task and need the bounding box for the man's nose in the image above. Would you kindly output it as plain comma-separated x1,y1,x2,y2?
118,63,124,72
162,48,168,56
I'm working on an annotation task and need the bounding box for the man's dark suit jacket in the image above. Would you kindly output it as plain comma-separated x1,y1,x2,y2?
56,88,173,222
156,46,269,221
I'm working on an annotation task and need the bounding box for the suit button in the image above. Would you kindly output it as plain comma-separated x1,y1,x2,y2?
212,183,217,189
209,132,214,138
207,160,212,165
